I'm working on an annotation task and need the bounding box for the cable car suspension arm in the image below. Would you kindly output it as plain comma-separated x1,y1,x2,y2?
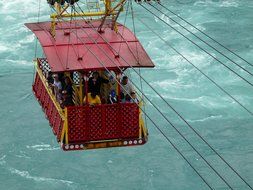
98,0,127,33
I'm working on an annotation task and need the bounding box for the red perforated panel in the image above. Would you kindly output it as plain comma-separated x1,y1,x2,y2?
49,103,55,126
120,103,139,138
67,106,88,142
46,101,53,125
88,106,103,140
104,105,120,139
33,72,142,147
33,72,63,141
40,86,46,107
33,74,39,95
67,103,140,143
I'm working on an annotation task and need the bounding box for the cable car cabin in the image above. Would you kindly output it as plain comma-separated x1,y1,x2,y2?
25,19,155,151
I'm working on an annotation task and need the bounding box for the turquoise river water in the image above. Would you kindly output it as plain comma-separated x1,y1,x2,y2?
0,0,253,189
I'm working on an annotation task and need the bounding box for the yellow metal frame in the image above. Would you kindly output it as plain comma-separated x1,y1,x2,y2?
138,101,148,139
35,59,148,148
50,0,125,37
34,60,69,144
60,108,69,144
35,60,65,119
50,11,116,19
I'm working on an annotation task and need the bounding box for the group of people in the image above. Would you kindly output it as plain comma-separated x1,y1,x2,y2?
85,72,139,106
47,72,74,108
46,71,139,108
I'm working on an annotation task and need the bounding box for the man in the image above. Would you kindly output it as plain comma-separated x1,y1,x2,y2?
121,76,134,101
88,71,109,96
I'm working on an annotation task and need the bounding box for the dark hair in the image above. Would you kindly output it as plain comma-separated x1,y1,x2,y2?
93,71,99,75
123,76,128,80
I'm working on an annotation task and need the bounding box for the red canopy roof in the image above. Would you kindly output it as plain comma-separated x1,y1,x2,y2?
25,20,155,72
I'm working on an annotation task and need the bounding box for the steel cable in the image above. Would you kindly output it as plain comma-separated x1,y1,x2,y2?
136,17,253,189
139,4,253,88
72,4,252,188
34,2,251,189
148,3,253,76
40,10,213,188
58,6,235,189
57,17,214,190
156,2,253,68
135,17,253,116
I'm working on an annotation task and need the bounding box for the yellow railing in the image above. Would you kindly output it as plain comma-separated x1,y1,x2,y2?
61,107,69,144
35,60,69,144
50,11,117,19
138,101,148,139
35,60,147,144
35,61,65,119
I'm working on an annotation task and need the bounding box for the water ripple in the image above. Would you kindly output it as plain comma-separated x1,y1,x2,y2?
187,115,223,123
26,144,60,151
9,167,74,186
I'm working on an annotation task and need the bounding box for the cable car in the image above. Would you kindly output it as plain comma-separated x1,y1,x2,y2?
25,0,155,151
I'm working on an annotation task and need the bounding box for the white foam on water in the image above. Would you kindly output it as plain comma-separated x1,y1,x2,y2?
187,115,223,123
148,92,233,109
4,59,32,66
19,34,35,44
193,23,206,32
0,44,10,53
0,0,43,15
153,39,215,70
26,144,60,151
0,1,252,189
4,15,16,22
182,51,214,67
0,154,75,187
151,79,195,91
194,0,239,7
157,14,182,29
17,93,33,101
13,24,31,34
0,155,7,165
9,168,74,185
220,1,239,8
0,41,22,55
27,144,51,148
14,154,31,159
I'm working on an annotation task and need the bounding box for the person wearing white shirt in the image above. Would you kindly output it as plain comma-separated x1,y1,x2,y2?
53,74,62,102
121,76,134,101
